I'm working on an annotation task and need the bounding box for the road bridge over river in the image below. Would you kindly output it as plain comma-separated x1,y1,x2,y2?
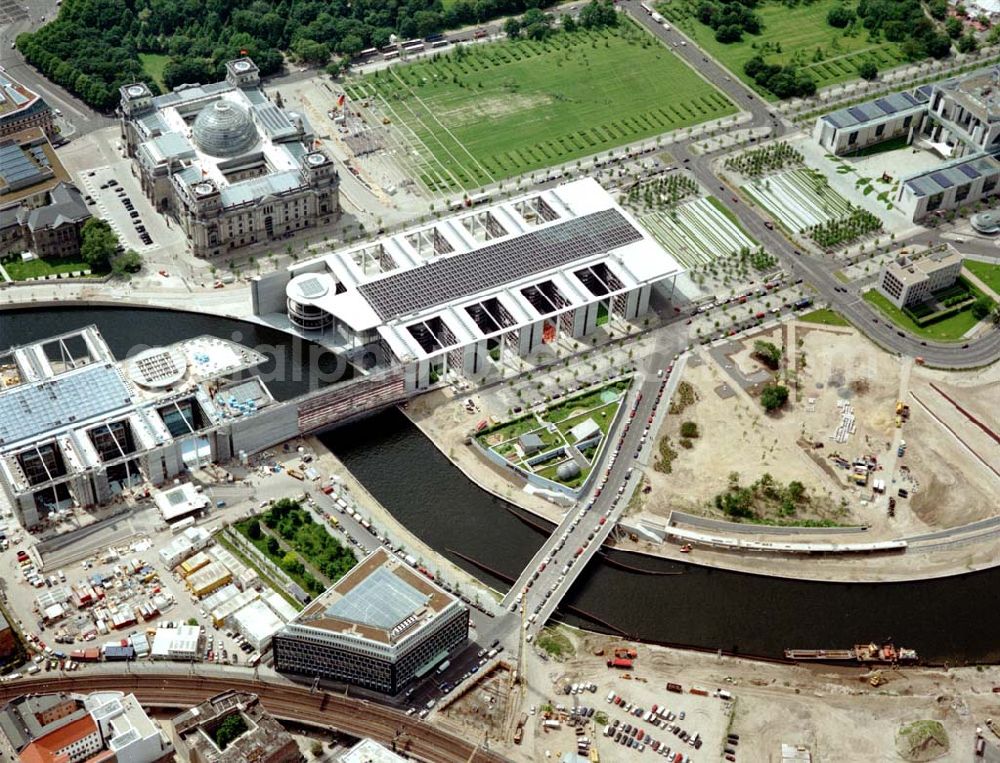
499,349,688,639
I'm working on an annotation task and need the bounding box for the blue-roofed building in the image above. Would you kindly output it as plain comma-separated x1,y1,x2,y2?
272,547,469,694
119,58,340,258
815,65,1000,221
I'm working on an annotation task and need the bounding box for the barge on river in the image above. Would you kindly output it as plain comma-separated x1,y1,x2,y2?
784,643,917,664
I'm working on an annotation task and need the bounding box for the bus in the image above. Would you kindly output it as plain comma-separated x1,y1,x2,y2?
402,39,425,52
359,47,379,58
171,516,196,534
383,50,400,61
640,2,654,13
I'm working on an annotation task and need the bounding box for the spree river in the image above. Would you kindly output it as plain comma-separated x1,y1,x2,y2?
3,306,998,664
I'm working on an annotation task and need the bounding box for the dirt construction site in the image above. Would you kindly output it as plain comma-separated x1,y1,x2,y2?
630,320,999,536
445,627,1000,762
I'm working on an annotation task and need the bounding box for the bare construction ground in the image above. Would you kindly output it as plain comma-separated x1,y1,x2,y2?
496,628,1000,763
636,322,998,534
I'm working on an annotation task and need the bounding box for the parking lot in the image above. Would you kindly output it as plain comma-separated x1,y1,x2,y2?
76,163,184,254
525,668,735,762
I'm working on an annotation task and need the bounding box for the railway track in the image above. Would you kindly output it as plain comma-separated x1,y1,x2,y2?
0,673,509,763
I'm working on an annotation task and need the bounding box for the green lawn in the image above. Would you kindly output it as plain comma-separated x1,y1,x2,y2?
558,401,621,441
964,259,1000,296
139,53,170,90
799,308,851,326
349,23,734,192
658,0,906,97
863,288,992,341
2,258,101,281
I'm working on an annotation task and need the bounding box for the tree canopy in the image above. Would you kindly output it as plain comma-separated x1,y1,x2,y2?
16,0,556,111
760,383,789,411
213,714,248,751
79,218,119,271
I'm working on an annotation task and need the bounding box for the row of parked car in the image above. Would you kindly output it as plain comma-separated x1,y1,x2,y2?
605,690,708,759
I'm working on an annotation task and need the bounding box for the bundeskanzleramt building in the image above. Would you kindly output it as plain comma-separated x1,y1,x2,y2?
814,66,1000,221
272,548,469,694
251,177,684,391
877,250,963,308
119,58,339,259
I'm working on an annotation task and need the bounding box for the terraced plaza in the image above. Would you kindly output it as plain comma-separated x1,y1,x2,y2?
742,168,882,247
658,0,907,95
475,380,630,490
639,197,757,268
346,24,735,192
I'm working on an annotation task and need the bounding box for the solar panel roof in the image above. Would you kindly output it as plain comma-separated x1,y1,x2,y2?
930,172,954,189
325,566,426,630
0,143,45,186
0,364,133,448
874,98,897,115
358,208,642,321
958,163,981,179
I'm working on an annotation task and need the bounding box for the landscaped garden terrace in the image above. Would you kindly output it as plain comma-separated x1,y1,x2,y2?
476,379,631,489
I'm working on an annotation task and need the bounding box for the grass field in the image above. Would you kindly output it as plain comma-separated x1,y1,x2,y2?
798,308,851,326
2,258,99,280
139,53,170,90
348,24,735,192
658,0,907,97
964,259,1000,295
863,288,992,341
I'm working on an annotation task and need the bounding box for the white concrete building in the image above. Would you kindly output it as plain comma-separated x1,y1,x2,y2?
877,250,964,308
0,327,273,528
158,526,212,569
84,692,172,763
815,87,931,155
251,178,684,391
150,625,202,660
231,598,284,650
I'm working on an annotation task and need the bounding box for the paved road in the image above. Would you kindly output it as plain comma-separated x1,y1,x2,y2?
500,348,686,641
623,0,999,369
669,510,870,535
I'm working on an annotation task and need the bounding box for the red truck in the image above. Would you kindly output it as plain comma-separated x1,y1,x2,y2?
607,658,633,669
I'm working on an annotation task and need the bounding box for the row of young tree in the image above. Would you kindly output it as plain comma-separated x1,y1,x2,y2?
16,0,561,111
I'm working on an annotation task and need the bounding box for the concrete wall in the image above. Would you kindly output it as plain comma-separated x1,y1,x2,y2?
814,112,918,155
251,270,293,317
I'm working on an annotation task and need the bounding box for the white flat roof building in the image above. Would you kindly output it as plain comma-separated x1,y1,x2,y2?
153,483,209,521
255,178,684,390
338,738,409,763
158,526,212,569
877,250,963,308
231,598,284,650
150,625,201,660
0,326,272,528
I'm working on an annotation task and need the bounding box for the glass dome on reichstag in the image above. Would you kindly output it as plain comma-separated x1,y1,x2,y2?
192,100,258,157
